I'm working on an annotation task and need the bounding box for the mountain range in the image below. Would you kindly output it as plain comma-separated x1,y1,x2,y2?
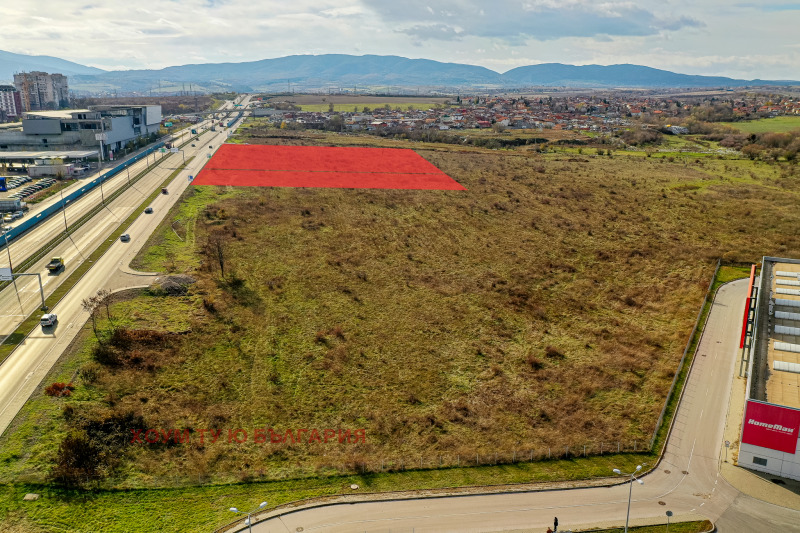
0,49,105,80
1,51,797,93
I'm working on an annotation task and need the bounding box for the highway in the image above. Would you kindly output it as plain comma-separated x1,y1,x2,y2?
245,279,800,532
0,96,250,436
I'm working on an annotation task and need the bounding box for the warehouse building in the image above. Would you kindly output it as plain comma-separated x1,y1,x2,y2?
739,256,800,480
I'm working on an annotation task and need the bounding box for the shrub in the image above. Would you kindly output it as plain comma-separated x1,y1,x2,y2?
44,382,74,397
545,346,565,359
49,431,104,487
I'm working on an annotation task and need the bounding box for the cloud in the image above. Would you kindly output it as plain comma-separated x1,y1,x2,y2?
362,0,704,42
736,2,800,11
402,24,463,41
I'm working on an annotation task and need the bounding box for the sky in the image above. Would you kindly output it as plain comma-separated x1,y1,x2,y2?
1,0,799,79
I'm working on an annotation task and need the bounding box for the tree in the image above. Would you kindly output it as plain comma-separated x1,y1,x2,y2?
206,233,227,279
81,294,102,342
328,102,334,113
97,288,114,326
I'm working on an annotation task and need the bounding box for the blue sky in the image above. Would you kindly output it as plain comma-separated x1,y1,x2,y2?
1,0,798,79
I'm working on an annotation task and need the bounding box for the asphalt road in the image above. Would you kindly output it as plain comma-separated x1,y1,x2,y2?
0,96,250,437
244,279,800,532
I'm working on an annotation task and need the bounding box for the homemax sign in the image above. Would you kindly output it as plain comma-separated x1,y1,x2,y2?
742,400,800,454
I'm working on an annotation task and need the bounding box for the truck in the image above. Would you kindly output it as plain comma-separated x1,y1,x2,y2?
0,198,22,213
46,257,65,272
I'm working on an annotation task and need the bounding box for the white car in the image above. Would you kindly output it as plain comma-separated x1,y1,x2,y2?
40,313,57,327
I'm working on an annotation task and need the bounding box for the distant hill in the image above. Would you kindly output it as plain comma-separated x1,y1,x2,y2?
501,63,756,88
70,54,502,93
0,50,105,82
3,51,796,93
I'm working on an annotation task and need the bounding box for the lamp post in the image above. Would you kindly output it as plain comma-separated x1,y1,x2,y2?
613,464,643,533
1,220,23,311
60,186,68,234
666,510,673,533
229,501,267,533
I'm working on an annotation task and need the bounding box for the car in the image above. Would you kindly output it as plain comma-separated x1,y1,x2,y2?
12,211,23,219
120,233,130,242
144,207,153,214
3,214,12,223
161,188,168,194
209,145,213,149
40,313,57,327
191,143,196,147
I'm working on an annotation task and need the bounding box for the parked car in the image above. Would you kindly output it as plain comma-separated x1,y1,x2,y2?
40,313,58,327
120,234,131,242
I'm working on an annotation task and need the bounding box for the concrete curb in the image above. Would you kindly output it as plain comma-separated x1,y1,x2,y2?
215,476,633,533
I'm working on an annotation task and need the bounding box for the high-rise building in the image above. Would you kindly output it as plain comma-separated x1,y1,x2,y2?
13,71,69,112
0,85,22,120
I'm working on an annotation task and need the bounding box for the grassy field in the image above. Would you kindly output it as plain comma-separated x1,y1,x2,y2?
0,125,798,529
298,102,444,112
721,116,800,133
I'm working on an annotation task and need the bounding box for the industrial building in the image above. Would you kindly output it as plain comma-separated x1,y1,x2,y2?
13,71,69,112
739,256,800,480
0,105,161,160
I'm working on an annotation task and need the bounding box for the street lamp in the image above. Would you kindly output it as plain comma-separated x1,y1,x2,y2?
613,464,643,533
229,501,267,533
666,510,673,533
60,186,69,234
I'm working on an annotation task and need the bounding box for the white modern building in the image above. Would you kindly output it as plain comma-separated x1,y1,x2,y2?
0,105,161,159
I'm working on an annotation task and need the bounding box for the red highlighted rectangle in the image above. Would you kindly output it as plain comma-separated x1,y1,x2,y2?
742,400,800,454
193,144,465,191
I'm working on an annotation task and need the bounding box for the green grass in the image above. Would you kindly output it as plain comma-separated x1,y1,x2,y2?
579,521,712,533
721,116,800,133
298,102,442,112
130,185,238,273
0,453,649,532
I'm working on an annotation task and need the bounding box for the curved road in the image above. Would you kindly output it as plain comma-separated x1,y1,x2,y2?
245,279,799,532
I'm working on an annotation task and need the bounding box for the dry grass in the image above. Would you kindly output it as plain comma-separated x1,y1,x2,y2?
14,129,800,485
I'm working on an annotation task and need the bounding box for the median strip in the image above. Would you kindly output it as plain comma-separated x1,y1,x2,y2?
0,158,194,363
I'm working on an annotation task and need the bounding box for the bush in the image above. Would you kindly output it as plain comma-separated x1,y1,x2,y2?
49,431,104,487
44,382,74,397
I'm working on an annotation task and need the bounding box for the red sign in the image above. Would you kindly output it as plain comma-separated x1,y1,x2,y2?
742,400,800,454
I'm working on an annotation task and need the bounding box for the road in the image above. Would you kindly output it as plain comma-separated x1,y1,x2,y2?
245,279,800,532
0,96,250,437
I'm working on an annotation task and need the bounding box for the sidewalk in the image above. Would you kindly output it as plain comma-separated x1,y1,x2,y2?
719,317,800,510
